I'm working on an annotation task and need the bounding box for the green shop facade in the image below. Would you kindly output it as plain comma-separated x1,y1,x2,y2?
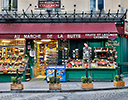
0,11,128,82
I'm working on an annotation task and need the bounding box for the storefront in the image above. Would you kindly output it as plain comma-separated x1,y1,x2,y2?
0,22,121,82
0,39,28,82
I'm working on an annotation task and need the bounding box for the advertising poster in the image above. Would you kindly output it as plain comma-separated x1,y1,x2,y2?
46,65,66,82
56,65,66,81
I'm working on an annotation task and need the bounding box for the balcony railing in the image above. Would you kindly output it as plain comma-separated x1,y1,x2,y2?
0,9,127,23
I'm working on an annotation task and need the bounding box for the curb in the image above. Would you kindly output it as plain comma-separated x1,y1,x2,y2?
0,86,128,93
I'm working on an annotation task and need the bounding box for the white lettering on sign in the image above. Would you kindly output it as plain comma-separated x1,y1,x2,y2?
24,35,41,39
106,40,119,47
67,34,81,38
58,34,63,38
94,34,108,39
85,34,95,36
47,34,52,38
14,35,20,38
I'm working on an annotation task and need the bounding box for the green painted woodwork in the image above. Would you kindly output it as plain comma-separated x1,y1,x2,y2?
88,68,118,81
123,37,127,62
88,40,103,59
120,36,123,74
25,39,34,79
0,72,25,82
66,68,118,81
66,68,87,81
116,37,121,63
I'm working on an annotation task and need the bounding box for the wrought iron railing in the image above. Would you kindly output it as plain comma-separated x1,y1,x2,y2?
0,9,127,23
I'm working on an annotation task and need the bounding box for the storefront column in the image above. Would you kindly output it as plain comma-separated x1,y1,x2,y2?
25,39,34,79
120,36,123,74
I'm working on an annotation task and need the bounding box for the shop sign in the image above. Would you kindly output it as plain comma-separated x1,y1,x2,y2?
0,33,118,39
14,35,41,39
46,34,118,39
38,1,60,8
105,40,120,47
125,22,128,35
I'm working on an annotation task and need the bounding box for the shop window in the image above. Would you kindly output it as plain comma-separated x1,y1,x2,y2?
90,0,104,12
2,0,17,11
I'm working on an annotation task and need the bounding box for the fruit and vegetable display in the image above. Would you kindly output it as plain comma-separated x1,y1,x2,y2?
92,47,117,68
0,54,28,70
66,45,117,69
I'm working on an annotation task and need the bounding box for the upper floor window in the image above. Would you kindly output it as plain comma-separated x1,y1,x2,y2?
90,0,104,12
2,0,17,11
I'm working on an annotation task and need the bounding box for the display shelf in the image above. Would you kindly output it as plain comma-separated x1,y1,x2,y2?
94,47,117,69
73,59,83,68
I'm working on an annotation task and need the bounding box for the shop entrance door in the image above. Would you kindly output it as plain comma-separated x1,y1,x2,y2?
34,40,58,77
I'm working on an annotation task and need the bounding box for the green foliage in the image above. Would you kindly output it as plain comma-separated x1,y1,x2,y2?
56,77,60,84
49,76,60,84
81,76,92,83
11,77,22,84
114,75,119,81
119,74,124,81
114,74,124,81
17,77,22,84
81,76,87,83
11,77,17,84
49,76,54,84
94,58,99,61
88,76,92,83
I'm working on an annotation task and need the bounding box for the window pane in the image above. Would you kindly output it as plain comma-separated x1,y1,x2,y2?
11,0,17,10
2,0,17,11
90,0,96,11
2,0,9,10
98,0,104,11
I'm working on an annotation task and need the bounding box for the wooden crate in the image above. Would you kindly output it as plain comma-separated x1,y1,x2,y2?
81,83,93,89
49,84,61,90
114,81,125,87
10,84,24,90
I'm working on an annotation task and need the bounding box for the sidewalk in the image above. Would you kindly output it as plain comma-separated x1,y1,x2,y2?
0,78,128,93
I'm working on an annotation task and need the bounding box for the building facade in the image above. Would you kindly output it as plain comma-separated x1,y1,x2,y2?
0,0,128,82
0,0,128,12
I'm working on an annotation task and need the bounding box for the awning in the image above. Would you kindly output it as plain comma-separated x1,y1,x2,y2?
0,23,118,34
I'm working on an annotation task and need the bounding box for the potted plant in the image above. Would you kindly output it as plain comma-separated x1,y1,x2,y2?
114,74,125,87
10,76,24,90
49,76,61,90
81,76,93,89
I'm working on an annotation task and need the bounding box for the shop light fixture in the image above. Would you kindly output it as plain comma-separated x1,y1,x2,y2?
2,40,10,42
37,42,42,44
15,38,25,40
41,39,51,42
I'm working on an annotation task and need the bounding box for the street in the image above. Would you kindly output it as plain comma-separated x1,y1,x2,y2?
0,89,128,100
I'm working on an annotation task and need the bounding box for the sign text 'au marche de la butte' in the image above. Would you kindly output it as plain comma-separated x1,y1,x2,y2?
12,34,118,39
